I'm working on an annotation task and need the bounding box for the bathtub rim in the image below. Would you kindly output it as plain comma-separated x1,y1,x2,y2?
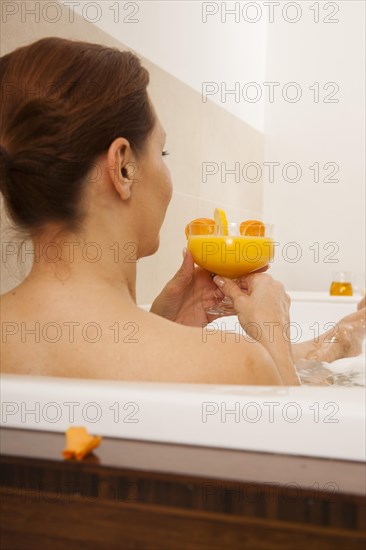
1,372,365,463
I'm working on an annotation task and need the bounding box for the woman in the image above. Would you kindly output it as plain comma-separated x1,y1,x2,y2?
0,38,364,385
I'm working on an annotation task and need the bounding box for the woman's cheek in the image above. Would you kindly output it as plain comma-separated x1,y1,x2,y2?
164,166,173,202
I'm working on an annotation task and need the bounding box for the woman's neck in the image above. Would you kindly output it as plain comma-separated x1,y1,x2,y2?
26,232,138,304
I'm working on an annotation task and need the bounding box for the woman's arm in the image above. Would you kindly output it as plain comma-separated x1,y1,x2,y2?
292,306,365,363
212,274,300,385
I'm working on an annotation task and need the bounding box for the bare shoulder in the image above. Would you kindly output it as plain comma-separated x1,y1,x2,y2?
1,291,282,385
104,310,283,385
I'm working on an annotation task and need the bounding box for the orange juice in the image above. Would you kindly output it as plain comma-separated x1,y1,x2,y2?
330,282,353,296
188,235,274,278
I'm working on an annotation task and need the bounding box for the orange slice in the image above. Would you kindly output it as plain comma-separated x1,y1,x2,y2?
240,220,265,237
63,427,102,461
185,218,215,239
214,208,228,236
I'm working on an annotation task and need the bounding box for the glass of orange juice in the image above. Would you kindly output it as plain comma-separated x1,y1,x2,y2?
186,214,275,316
329,271,353,296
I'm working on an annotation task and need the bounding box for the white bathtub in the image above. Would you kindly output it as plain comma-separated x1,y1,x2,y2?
1,292,365,462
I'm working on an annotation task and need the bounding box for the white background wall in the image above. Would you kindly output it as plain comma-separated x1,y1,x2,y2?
263,0,365,291
60,0,267,131
60,0,365,292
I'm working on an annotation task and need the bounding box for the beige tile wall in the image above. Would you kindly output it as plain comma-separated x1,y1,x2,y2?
0,1,264,305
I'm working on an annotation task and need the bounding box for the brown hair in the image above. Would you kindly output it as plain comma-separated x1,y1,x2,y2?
0,37,155,236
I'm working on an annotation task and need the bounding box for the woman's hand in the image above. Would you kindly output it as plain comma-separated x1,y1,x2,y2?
149,249,222,326
213,273,291,341
213,273,300,385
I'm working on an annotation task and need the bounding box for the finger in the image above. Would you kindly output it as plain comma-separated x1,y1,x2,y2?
234,275,269,297
213,276,248,309
237,278,250,291
213,288,224,299
184,247,195,266
243,272,273,291
237,267,269,289
251,265,269,274
174,248,194,283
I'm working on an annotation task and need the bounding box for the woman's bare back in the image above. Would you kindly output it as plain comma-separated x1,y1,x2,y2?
1,279,282,385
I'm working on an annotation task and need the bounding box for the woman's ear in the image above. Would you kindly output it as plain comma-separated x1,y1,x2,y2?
107,137,136,200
